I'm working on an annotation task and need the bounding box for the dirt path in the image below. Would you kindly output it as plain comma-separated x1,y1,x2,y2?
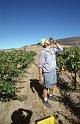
0,45,77,124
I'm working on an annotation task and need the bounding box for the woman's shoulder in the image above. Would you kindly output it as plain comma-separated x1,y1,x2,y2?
40,48,47,56
51,47,57,51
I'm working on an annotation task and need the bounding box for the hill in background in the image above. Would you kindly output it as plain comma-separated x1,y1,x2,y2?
21,36,80,50
0,36,80,51
57,36,80,46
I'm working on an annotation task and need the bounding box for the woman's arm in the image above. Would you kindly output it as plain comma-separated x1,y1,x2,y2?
51,38,63,52
55,42,63,51
38,51,45,83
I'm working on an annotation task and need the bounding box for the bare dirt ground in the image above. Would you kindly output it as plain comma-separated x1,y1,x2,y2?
0,45,80,124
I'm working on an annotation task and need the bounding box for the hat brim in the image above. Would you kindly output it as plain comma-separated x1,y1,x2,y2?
41,39,50,46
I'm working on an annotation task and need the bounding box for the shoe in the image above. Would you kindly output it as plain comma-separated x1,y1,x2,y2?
43,100,52,108
48,95,55,100
49,95,60,101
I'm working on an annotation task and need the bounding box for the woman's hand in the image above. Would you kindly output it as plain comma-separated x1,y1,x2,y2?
49,37,57,44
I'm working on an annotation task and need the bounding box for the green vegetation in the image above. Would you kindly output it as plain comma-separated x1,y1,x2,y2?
57,46,80,90
0,49,36,101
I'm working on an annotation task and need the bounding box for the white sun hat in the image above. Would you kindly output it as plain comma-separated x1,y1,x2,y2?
40,38,50,47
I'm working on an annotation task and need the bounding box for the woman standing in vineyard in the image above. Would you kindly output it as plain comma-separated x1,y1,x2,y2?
38,38,63,108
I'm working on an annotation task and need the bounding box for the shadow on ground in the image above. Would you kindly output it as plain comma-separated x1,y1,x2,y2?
30,79,44,100
11,108,33,124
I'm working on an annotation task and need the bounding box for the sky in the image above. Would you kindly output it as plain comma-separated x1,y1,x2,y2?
0,0,80,49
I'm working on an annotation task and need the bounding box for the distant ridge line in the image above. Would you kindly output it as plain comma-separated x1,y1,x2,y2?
57,36,80,45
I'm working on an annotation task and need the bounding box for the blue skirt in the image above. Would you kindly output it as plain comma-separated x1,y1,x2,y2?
44,69,57,88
